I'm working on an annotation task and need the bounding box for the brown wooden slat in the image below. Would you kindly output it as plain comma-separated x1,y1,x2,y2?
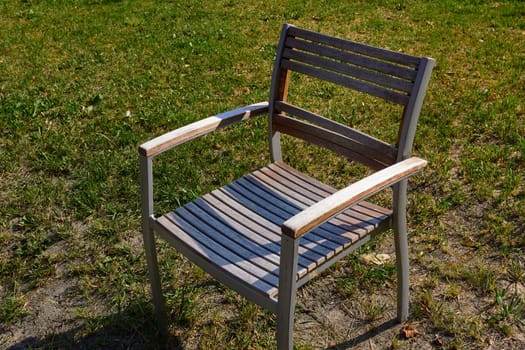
281,59,409,105
156,161,394,296
273,114,390,169
284,37,418,81
287,26,421,67
260,165,387,240
263,164,388,234
239,175,353,249
201,193,316,277
248,168,361,239
226,179,342,258
170,208,280,287
188,199,280,274
272,162,393,219
282,157,426,237
209,189,326,269
219,184,335,263
274,101,397,165
158,214,278,298
283,47,414,93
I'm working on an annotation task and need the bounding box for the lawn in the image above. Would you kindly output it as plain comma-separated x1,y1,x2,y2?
1,0,524,349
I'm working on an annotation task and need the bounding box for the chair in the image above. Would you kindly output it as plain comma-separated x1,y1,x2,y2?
139,24,434,349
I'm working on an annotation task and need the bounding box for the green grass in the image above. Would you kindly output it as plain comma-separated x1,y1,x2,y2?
1,0,524,348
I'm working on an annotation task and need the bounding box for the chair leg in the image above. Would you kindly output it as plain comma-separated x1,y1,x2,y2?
393,180,409,322
277,235,299,350
143,228,168,338
140,154,167,337
276,298,295,350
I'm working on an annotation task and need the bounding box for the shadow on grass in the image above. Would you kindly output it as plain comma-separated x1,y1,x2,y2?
6,300,182,350
325,318,399,350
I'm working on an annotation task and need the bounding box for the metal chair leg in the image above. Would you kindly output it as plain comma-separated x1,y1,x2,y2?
393,180,409,322
277,235,299,350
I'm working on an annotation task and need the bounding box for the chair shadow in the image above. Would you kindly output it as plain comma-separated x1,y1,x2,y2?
325,318,399,350
5,300,182,350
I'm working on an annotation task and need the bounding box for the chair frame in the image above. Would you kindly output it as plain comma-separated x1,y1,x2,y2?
139,24,434,349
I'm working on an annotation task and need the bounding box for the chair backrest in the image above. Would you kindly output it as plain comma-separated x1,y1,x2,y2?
268,24,435,170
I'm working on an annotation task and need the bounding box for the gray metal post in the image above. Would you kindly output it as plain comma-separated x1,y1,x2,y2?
393,179,409,322
140,154,167,337
277,234,299,349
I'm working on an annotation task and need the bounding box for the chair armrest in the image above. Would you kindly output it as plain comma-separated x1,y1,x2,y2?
282,157,427,238
139,102,269,158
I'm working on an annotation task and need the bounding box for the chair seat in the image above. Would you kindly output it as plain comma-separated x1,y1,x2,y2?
155,161,392,300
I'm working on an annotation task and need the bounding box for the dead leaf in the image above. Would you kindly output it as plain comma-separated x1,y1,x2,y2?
400,324,421,339
361,253,391,265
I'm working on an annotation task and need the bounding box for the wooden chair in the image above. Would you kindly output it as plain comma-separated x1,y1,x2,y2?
139,24,434,349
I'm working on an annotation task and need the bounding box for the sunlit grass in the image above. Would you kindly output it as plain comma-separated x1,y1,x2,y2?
1,0,524,348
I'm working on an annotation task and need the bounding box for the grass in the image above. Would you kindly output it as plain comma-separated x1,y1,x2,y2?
1,0,524,348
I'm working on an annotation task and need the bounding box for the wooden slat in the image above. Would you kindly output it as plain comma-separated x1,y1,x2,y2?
169,209,280,287
157,214,278,298
282,157,427,238
284,37,418,81
200,193,316,277
209,189,326,269
260,166,388,242
273,114,391,169
273,162,393,219
274,101,397,165
287,26,421,67
281,59,409,105
154,160,398,300
225,180,341,258
238,175,353,249
188,199,280,274
246,169,363,240
283,47,414,92
139,102,268,157
263,163,390,234
218,184,335,263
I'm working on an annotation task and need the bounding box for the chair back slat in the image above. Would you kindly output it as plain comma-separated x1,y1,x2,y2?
269,24,435,168
273,114,390,170
275,101,397,169
287,26,421,68
281,55,410,105
283,40,416,90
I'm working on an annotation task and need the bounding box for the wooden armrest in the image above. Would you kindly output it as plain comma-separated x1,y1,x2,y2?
139,102,269,158
282,157,427,238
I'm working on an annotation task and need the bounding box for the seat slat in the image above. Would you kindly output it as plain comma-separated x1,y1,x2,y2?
209,189,327,268
225,180,341,259
263,164,387,235
266,164,391,233
201,193,316,277
219,184,336,262
158,214,278,298
189,199,281,274
169,209,280,287
156,161,393,300
246,170,360,241
273,162,393,219
257,166,388,243
238,176,352,250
